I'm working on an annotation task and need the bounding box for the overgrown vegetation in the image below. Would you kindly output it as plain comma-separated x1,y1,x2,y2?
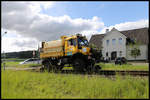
2,70,149,99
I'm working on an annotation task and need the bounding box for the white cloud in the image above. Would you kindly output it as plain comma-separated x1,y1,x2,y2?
1,2,148,53
80,30,100,41
100,19,149,33
2,1,105,52
2,36,39,53
2,2,104,41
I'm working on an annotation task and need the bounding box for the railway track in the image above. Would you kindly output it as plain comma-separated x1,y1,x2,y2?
56,70,149,76
6,66,149,77
36,66,149,76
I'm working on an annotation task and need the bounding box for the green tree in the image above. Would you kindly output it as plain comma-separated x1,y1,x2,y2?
89,44,102,61
130,47,141,60
128,38,141,60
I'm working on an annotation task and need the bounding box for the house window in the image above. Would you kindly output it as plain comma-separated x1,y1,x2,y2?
106,40,109,45
112,39,116,45
119,51,122,57
119,38,123,44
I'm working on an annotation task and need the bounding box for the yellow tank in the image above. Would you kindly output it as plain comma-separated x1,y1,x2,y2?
40,39,64,58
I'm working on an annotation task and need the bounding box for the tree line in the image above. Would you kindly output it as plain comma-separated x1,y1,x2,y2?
1,50,40,59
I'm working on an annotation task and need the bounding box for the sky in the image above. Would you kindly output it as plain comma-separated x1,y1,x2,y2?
1,1,149,53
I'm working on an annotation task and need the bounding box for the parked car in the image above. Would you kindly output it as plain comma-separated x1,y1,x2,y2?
19,58,42,64
115,57,127,65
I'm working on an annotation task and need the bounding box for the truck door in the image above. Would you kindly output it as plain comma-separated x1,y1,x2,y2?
65,39,77,56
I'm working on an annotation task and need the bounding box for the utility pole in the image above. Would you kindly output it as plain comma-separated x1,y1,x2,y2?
33,50,35,58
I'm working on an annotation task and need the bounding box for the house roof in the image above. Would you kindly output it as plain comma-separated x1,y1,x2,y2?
89,34,105,48
89,27,149,49
120,27,149,44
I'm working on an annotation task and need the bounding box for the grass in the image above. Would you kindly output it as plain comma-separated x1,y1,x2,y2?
63,62,149,71
98,63,149,71
1,58,41,68
1,61,148,71
2,58,26,61
1,70,149,99
1,61,41,68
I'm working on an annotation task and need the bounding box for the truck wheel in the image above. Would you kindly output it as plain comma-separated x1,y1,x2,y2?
94,65,101,73
86,63,94,73
43,61,52,72
57,65,64,71
85,59,95,73
73,58,85,72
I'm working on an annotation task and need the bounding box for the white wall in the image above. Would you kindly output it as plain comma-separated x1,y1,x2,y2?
102,28,127,60
126,45,148,60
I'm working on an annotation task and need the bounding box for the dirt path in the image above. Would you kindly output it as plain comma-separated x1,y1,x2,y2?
5,66,42,71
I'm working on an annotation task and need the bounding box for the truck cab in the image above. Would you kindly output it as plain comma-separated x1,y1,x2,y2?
64,34,90,56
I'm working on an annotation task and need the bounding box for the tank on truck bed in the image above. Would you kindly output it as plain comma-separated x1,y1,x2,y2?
40,39,63,58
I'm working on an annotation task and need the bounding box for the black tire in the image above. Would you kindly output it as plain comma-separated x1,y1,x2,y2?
85,60,94,73
94,65,101,73
53,65,64,72
72,58,85,72
57,65,64,70
120,62,122,65
86,64,94,73
43,61,52,72
57,63,64,71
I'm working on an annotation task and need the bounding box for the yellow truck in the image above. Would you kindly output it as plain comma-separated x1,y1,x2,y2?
40,34,101,72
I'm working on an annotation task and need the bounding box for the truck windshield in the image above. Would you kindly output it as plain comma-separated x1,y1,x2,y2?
78,37,88,47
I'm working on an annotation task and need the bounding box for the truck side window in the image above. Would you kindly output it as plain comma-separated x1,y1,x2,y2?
68,39,76,46
72,39,76,46
68,40,72,46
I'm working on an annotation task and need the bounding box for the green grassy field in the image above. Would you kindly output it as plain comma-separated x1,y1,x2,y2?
2,58,26,61
97,63,149,71
1,60,41,68
1,70,149,99
63,63,149,71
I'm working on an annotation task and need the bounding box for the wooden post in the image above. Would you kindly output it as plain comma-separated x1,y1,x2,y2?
3,62,5,70
3,51,6,70
33,50,35,58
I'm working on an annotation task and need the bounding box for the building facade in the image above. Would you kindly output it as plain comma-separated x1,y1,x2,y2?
89,27,149,61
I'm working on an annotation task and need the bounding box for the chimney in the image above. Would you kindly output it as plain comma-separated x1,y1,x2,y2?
106,29,109,33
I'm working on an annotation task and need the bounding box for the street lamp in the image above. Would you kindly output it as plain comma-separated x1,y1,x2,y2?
2,31,7,70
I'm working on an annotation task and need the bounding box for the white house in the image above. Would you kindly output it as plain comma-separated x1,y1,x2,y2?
89,27,149,61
